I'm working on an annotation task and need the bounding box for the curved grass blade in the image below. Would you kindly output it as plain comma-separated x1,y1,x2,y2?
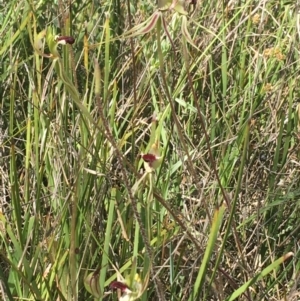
226,252,294,301
188,204,226,301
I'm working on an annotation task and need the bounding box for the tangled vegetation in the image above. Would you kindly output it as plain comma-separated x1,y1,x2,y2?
0,0,299,300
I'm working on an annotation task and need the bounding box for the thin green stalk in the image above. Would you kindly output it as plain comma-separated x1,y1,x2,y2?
188,204,226,301
125,0,138,163
9,63,23,248
99,189,116,297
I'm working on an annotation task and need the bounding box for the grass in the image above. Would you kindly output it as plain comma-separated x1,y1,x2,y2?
0,0,300,300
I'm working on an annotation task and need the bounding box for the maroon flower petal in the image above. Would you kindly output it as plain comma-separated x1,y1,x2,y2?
109,281,130,293
141,153,156,163
56,36,75,45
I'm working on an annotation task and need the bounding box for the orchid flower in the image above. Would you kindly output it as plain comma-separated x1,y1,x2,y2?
109,273,146,301
122,0,198,50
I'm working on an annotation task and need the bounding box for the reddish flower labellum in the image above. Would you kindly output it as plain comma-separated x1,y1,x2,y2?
56,36,75,45
109,281,130,293
141,153,157,163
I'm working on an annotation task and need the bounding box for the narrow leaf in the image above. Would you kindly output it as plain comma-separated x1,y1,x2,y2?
226,252,294,301
189,204,226,301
